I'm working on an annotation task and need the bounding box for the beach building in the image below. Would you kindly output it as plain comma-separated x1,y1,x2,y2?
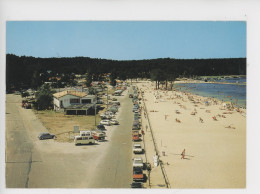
53,90,97,115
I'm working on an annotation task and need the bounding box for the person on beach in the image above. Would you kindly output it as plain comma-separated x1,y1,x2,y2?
181,149,185,159
175,118,181,123
199,117,203,123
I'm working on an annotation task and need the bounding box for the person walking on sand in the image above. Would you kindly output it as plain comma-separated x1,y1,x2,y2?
181,149,185,159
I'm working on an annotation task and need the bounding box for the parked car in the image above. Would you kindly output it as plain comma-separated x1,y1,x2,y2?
130,182,143,188
132,123,140,130
134,113,141,119
132,131,140,141
80,130,92,137
94,129,106,135
109,107,118,114
133,157,144,168
100,111,115,119
110,119,119,125
96,124,106,131
92,132,106,141
133,167,144,182
38,132,56,140
100,114,112,119
110,101,120,106
133,107,139,112
100,120,111,126
134,110,140,114
133,103,139,108
133,143,143,154
133,120,140,125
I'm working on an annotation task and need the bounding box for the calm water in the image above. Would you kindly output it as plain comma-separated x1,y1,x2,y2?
214,77,246,84
175,78,246,108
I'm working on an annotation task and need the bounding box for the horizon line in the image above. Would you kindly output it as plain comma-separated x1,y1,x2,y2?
6,53,246,61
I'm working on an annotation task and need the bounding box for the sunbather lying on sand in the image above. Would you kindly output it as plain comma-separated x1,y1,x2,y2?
225,125,236,129
175,118,181,123
223,112,233,114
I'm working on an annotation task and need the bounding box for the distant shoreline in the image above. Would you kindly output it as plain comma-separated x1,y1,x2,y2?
175,80,246,86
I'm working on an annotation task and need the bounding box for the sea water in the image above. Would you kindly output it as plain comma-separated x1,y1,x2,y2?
175,78,246,108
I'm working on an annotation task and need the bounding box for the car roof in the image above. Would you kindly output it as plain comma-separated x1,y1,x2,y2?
133,167,143,172
131,182,142,186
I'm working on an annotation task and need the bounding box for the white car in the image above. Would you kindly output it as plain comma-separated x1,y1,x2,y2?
100,120,111,126
110,119,119,125
133,157,143,168
134,110,140,114
133,143,143,154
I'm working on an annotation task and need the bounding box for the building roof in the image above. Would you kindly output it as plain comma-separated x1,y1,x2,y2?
53,90,88,98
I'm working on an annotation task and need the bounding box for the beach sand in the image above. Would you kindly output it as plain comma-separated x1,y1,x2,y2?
136,81,246,188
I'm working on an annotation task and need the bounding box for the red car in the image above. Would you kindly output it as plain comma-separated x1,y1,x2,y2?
133,167,144,182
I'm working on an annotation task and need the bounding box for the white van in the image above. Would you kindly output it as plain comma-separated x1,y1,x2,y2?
74,135,95,145
80,130,92,137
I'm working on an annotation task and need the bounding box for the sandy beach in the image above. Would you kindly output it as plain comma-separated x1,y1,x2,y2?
136,81,246,188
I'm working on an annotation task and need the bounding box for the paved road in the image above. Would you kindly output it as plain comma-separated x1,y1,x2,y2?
86,92,133,188
5,95,34,188
5,90,133,188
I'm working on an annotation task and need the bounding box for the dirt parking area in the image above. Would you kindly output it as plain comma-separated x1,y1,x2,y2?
34,109,102,142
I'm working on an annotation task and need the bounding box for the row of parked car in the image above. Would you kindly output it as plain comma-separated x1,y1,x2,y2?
100,111,119,125
99,100,120,126
130,89,146,189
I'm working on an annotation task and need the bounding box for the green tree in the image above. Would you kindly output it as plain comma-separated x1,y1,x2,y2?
88,87,97,95
150,68,166,89
86,70,93,87
167,73,178,90
31,70,42,89
110,72,117,86
35,84,54,110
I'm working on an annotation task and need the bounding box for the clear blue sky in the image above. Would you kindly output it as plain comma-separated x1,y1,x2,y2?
6,21,246,60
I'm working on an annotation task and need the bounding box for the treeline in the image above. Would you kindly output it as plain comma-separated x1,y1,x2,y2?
6,54,246,91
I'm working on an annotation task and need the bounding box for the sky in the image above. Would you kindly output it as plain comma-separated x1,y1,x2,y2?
6,21,246,60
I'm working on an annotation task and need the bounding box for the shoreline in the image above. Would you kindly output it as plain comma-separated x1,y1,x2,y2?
171,81,246,108
136,81,246,188
175,80,246,85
